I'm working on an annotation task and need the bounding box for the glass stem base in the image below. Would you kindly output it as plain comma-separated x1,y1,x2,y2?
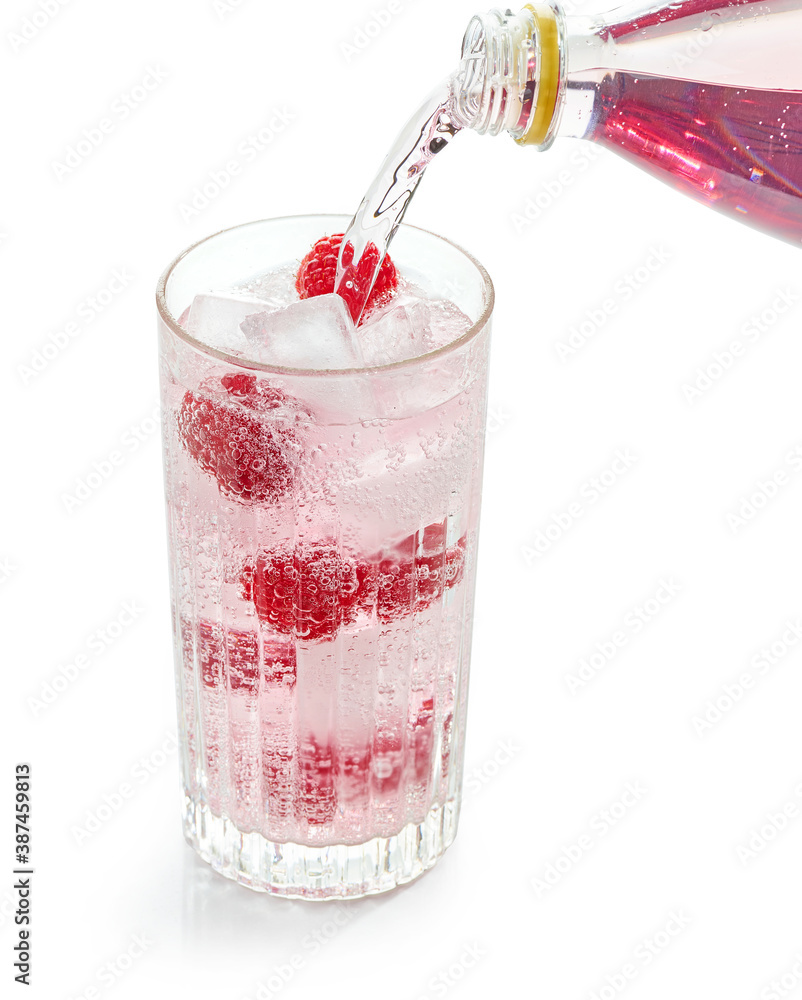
182,793,460,900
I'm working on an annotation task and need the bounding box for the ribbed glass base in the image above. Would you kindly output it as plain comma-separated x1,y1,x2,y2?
182,794,460,899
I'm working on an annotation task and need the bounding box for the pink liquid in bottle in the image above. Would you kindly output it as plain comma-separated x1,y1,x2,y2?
590,75,802,242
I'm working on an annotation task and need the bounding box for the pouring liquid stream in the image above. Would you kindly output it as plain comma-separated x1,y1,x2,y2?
335,76,464,324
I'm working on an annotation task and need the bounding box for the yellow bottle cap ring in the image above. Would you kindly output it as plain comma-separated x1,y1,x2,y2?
517,3,561,146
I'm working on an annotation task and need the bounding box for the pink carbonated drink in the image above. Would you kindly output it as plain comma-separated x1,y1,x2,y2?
157,216,492,899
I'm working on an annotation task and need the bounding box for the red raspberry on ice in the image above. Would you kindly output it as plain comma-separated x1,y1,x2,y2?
177,375,298,504
295,232,398,324
240,543,360,642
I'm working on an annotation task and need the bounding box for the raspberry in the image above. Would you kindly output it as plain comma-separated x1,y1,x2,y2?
295,232,398,324
241,543,360,642
241,527,468,641
177,375,298,504
219,373,289,410
357,525,468,624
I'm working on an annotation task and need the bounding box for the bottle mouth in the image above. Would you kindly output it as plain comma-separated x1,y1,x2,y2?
455,4,562,147
455,7,539,137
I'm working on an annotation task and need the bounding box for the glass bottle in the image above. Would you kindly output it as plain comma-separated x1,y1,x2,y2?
455,0,802,244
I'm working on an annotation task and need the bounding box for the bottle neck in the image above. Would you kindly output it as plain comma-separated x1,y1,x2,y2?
455,3,564,148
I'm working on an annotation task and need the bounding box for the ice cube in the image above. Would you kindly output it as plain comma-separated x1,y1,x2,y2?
231,261,299,312
335,420,475,536
360,301,431,366
240,293,364,370
187,292,270,355
425,298,474,351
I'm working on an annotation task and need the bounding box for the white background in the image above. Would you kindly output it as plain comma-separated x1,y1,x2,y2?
5,0,802,997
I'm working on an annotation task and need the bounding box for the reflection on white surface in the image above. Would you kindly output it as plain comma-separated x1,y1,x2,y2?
178,845,384,950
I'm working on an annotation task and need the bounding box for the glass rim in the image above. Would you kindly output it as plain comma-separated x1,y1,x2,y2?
155,213,494,377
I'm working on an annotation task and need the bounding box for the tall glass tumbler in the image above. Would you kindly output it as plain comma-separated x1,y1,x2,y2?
156,216,493,899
